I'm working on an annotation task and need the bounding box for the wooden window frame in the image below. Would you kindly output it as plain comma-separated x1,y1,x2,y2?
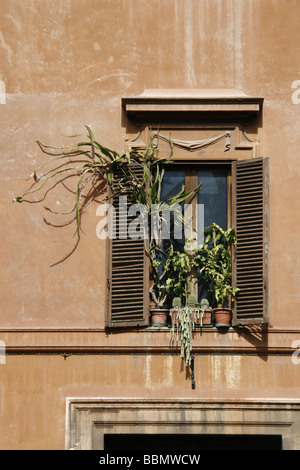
105,157,269,328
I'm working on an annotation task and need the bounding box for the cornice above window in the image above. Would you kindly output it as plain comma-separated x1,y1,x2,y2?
122,88,263,118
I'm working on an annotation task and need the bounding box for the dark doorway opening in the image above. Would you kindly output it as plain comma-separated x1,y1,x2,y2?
104,433,282,450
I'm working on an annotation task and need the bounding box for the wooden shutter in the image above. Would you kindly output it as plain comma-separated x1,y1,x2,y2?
232,157,269,326
106,164,149,328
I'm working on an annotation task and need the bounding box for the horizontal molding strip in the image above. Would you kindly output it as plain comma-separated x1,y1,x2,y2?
1,327,299,356
67,397,300,410
0,327,299,333
3,345,298,356
122,96,263,114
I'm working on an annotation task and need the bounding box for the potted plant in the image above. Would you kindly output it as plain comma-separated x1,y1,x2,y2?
13,126,203,327
198,298,213,327
148,236,200,327
194,223,240,328
164,241,193,305
143,155,201,326
152,236,198,327
148,245,173,327
169,296,182,325
13,125,157,242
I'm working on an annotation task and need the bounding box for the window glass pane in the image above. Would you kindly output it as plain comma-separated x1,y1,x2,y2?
197,168,228,303
161,170,185,200
160,170,185,249
155,170,186,307
197,169,228,244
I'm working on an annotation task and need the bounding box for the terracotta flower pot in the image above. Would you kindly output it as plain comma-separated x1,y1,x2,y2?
150,309,169,327
170,308,180,325
213,307,232,327
194,308,213,327
202,308,213,325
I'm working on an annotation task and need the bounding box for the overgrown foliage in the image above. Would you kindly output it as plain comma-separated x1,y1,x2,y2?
194,222,239,308
13,126,169,242
13,126,201,307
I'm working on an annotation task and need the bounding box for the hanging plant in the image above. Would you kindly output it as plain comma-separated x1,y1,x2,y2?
169,296,202,367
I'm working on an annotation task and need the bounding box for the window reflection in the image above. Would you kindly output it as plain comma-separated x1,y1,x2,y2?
197,169,228,244
160,170,185,250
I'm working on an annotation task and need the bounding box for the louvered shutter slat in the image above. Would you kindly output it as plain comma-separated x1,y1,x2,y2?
106,164,149,328
232,157,269,326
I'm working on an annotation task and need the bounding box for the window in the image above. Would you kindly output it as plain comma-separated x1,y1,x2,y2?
106,88,267,328
105,157,269,328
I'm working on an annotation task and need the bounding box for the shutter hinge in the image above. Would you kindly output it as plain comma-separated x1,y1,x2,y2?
107,277,110,289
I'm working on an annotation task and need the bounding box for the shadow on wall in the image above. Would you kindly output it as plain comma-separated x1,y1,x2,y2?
235,324,269,362
12,127,114,266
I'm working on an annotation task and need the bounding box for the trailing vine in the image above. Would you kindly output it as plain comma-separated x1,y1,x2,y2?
170,300,202,367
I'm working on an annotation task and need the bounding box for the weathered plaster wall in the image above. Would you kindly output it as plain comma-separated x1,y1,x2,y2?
1,354,299,449
1,0,300,327
0,0,300,449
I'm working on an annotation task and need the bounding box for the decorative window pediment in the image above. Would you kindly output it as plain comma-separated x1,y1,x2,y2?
122,88,264,161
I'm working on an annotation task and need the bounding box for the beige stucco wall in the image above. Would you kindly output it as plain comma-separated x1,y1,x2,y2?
1,354,300,450
0,0,300,449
